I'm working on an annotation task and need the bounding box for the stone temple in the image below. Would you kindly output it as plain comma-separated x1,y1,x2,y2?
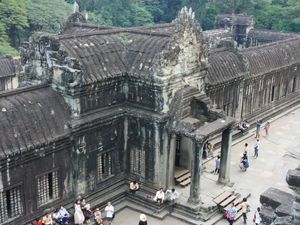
0,7,299,225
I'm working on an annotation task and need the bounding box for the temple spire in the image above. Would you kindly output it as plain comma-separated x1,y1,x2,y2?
73,1,79,13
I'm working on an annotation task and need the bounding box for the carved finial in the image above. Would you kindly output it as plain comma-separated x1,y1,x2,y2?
73,1,79,13
174,7,200,31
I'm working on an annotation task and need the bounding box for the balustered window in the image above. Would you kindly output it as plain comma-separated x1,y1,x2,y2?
37,171,59,206
97,151,113,182
130,148,145,178
0,186,23,223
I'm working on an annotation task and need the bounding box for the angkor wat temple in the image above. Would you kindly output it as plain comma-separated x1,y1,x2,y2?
0,7,299,225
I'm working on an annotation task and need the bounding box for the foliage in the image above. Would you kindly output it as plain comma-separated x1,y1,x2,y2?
28,0,72,33
0,0,299,57
0,0,28,48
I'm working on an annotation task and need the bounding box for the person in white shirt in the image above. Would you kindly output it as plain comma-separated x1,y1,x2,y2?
104,202,115,222
154,188,165,205
254,207,262,225
166,188,179,212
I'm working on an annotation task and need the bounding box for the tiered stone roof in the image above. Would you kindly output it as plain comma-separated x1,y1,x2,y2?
0,86,71,156
241,38,300,76
247,29,300,43
207,48,247,85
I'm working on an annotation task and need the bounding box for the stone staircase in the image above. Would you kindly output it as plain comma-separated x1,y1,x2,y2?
213,191,251,222
175,167,191,187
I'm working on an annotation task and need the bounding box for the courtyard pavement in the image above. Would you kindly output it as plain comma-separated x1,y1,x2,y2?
113,107,300,225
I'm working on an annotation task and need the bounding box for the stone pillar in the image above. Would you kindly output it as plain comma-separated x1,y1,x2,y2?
218,127,233,184
154,123,162,185
168,133,176,188
286,166,300,225
123,116,128,173
188,139,203,204
162,130,170,188
236,80,245,120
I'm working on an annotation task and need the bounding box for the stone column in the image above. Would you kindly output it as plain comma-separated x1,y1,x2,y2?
154,123,162,185
236,80,245,120
218,127,233,184
188,139,203,204
286,166,300,225
168,133,176,188
123,116,128,173
162,130,170,188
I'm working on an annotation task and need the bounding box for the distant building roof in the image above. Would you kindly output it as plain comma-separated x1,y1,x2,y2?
0,55,22,78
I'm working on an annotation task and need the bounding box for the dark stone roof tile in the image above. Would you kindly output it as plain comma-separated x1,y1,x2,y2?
0,86,71,157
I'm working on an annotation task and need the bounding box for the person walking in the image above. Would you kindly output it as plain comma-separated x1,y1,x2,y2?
254,139,260,158
214,155,221,175
225,203,237,225
255,120,262,139
74,200,84,225
104,202,115,223
138,214,147,225
253,207,262,225
264,121,270,136
241,198,250,224
243,143,249,155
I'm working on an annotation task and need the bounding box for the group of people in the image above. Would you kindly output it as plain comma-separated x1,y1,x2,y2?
226,198,262,225
33,206,70,225
74,199,114,225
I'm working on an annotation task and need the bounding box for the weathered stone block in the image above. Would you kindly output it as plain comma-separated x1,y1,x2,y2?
275,204,293,217
260,206,275,225
260,187,294,209
271,216,293,225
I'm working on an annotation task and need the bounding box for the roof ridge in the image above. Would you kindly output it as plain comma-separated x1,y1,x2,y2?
58,26,172,40
0,84,49,98
241,37,300,52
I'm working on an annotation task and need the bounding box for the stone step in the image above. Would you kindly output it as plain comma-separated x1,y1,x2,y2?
220,195,237,208
213,191,233,205
176,172,191,183
174,167,190,179
180,178,191,187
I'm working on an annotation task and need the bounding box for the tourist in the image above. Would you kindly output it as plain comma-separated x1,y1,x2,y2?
254,139,260,158
94,208,103,225
83,203,93,224
138,213,147,225
214,155,221,175
263,121,270,136
253,207,262,225
207,142,214,158
255,120,262,139
42,213,53,225
58,206,70,225
104,202,115,223
80,198,86,210
225,203,237,225
166,188,179,212
33,219,43,225
74,200,85,225
129,180,140,194
241,197,250,224
243,143,249,155
238,121,249,134
154,187,165,205
239,154,249,171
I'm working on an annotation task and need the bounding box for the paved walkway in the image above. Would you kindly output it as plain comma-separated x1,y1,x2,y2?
113,107,300,225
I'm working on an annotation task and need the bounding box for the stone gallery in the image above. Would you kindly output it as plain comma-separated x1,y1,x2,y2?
0,7,299,224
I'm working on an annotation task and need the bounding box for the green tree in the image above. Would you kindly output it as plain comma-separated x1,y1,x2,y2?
0,0,28,48
28,0,72,33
